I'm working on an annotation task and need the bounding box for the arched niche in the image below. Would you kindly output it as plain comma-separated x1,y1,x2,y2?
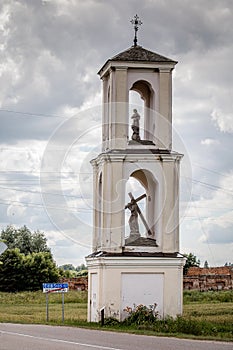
129,90,144,140
131,80,152,108
125,169,159,241
129,80,155,142
125,175,146,238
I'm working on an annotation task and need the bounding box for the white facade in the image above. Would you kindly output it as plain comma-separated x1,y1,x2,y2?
86,45,185,321
86,255,184,321
91,151,182,253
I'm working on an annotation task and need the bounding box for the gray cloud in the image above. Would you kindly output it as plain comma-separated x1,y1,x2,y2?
0,0,233,265
204,223,233,244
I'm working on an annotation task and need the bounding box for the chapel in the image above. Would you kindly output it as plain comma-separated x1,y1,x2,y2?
86,16,185,321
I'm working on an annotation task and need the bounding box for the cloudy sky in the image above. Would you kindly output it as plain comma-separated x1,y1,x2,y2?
0,0,232,267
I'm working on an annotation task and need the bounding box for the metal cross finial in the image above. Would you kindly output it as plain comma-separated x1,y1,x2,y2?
130,14,142,47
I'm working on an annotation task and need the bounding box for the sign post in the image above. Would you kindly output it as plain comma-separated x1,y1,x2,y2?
62,292,65,322
42,283,69,322
46,292,49,322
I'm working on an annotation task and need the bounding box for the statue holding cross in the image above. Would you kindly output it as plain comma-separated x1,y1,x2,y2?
127,199,140,234
125,192,153,238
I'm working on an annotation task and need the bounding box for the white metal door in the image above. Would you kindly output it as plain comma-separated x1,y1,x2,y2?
121,273,164,319
90,273,98,322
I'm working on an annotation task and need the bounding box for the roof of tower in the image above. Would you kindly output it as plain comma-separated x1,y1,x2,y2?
98,45,177,76
111,45,177,63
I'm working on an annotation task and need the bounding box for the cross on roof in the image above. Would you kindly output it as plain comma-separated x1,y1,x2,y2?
130,14,142,47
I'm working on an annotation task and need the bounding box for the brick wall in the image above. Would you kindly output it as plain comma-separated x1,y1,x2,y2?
59,277,88,291
183,266,233,291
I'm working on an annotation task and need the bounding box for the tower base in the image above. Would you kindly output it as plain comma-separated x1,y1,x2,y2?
86,252,185,322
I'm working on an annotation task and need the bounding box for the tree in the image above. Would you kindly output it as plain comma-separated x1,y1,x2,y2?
76,263,87,272
24,252,60,291
59,263,87,278
0,225,15,247
31,230,51,253
204,260,209,268
59,264,76,271
0,249,59,292
183,253,200,275
0,249,25,292
0,225,50,255
0,225,59,292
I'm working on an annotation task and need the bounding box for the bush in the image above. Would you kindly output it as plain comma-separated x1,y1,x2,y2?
103,317,120,326
122,303,159,326
115,302,233,339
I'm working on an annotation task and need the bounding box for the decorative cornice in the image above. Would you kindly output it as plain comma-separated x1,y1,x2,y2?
86,254,186,268
91,150,183,167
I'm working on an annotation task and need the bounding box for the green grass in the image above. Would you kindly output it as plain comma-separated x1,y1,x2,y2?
0,290,87,304
184,302,233,323
0,290,87,324
0,290,232,341
184,290,233,303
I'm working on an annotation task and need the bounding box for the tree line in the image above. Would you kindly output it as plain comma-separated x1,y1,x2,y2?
0,225,88,292
1,225,228,292
0,225,60,292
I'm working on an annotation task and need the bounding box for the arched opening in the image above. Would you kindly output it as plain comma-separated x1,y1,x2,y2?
125,176,146,239
125,169,158,242
129,80,154,141
129,90,144,140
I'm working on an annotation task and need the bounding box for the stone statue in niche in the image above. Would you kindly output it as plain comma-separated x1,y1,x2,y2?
125,192,157,245
127,199,140,234
131,109,141,141
125,192,153,238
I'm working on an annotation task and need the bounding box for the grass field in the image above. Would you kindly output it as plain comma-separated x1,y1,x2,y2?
183,290,233,324
0,290,232,341
0,290,87,324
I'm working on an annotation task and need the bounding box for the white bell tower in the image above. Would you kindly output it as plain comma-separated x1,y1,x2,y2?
86,17,185,322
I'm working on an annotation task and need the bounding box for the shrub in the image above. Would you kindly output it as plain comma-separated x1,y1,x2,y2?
123,303,159,326
103,317,120,326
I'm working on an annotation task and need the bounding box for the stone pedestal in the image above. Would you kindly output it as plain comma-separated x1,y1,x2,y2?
125,233,140,245
86,253,185,322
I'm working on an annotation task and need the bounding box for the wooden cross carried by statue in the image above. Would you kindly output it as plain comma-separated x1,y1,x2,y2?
125,192,153,236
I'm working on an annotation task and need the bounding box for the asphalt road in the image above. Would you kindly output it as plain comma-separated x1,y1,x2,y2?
0,323,232,350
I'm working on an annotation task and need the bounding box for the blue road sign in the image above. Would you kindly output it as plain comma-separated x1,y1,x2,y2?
42,283,69,293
